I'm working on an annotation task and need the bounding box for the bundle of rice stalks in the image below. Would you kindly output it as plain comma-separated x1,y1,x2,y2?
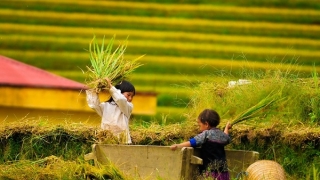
231,90,284,126
85,35,143,92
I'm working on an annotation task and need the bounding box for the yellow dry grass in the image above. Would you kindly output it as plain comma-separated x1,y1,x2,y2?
1,117,320,149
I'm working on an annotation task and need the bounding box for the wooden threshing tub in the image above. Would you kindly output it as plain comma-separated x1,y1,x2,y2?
85,144,259,180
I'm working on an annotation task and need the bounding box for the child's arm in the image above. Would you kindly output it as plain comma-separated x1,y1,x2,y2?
170,141,191,150
224,121,232,135
170,131,208,151
86,89,103,117
106,78,133,117
109,86,133,117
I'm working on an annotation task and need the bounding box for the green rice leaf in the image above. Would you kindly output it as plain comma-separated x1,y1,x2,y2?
231,89,285,126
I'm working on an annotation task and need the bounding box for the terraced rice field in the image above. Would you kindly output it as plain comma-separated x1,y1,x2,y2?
0,0,319,117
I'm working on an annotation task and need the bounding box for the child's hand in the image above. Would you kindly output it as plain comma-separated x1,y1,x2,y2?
224,122,232,134
105,77,112,88
170,144,178,151
226,122,232,129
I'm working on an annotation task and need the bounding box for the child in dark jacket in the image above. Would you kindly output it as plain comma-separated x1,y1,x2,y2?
170,109,232,180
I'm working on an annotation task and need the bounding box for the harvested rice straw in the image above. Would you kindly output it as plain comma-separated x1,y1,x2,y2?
85,35,143,92
230,89,284,126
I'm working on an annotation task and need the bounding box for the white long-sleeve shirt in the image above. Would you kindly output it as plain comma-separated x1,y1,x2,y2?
86,86,133,144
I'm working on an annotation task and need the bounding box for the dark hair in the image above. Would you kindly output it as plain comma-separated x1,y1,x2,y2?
198,109,220,127
107,80,135,102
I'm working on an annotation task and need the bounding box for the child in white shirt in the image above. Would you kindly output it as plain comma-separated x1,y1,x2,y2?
86,78,135,144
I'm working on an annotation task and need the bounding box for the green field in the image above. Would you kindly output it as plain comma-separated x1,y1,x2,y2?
0,0,319,117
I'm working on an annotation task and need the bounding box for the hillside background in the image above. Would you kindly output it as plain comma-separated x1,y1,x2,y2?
1,0,320,122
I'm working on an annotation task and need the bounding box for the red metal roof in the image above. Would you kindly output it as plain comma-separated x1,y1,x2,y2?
0,55,87,90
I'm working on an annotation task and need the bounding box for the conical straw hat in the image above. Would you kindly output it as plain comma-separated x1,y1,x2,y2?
246,160,286,180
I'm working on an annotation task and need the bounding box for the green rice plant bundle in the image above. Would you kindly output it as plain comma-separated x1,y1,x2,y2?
231,89,284,126
85,35,143,92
